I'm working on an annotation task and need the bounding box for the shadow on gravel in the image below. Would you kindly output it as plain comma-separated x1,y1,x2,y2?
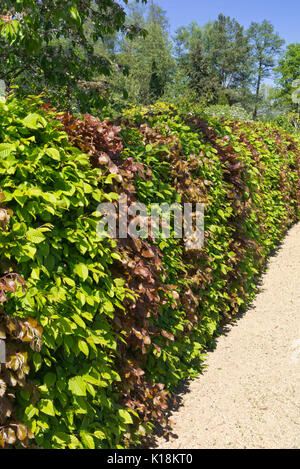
144,227,292,449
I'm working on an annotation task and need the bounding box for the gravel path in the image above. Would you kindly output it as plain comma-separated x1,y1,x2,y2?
155,223,300,449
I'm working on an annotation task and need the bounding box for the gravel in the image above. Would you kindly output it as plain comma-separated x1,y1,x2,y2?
154,223,300,449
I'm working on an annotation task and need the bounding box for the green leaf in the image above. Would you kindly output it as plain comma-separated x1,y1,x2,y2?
52,432,71,447
31,266,40,280
68,376,86,396
71,313,86,329
24,404,37,420
80,432,95,449
64,277,76,287
74,263,89,281
0,143,15,158
94,430,106,440
22,113,47,129
71,6,82,25
26,228,46,244
78,340,89,357
46,147,61,161
39,399,55,416
44,372,56,387
118,408,133,424
32,352,42,372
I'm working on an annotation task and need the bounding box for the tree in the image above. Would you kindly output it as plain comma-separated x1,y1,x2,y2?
186,41,220,103
172,15,251,105
149,60,165,101
275,43,300,109
173,22,204,60
206,14,251,92
0,1,148,111
109,2,174,106
248,20,284,120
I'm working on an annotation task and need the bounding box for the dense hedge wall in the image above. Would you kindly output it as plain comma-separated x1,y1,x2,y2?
0,97,299,449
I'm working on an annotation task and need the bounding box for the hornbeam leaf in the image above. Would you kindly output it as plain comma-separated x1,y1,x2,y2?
68,376,86,396
74,263,89,281
39,399,55,416
46,147,61,161
26,228,46,244
22,113,47,129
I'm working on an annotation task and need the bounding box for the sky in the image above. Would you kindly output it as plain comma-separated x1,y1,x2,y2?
154,0,300,46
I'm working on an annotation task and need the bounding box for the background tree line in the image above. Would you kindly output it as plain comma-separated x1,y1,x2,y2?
0,0,299,124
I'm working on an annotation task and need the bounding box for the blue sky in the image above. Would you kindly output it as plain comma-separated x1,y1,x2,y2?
154,0,300,45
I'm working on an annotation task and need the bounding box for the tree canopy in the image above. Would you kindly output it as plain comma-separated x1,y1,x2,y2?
0,1,297,126
0,1,147,111
275,43,300,108
248,20,284,119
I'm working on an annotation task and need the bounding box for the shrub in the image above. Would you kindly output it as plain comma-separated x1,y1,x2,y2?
0,95,140,449
0,97,299,449
270,111,300,136
203,104,252,122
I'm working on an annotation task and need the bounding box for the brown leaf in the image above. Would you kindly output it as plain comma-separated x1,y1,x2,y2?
161,330,175,341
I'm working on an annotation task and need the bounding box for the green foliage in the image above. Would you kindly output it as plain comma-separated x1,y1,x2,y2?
0,1,148,112
0,1,292,121
170,15,288,118
173,14,252,105
248,20,284,119
121,100,299,390
207,14,251,90
203,104,252,122
102,2,175,113
0,95,139,449
1,96,299,449
271,111,300,136
275,43,300,109
185,41,220,103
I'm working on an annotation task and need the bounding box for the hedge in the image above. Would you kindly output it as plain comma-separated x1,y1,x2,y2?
0,96,299,449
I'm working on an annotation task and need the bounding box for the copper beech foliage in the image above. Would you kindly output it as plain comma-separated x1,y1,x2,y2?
54,110,173,431
0,191,43,448
0,273,42,448
54,104,299,445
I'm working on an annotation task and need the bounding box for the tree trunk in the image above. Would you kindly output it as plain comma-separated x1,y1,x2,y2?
253,64,262,120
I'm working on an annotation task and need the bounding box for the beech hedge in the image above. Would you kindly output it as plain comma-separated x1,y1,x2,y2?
0,96,299,449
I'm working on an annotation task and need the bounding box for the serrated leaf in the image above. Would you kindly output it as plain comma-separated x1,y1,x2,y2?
68,376,86,396
26,228,46,244
78,340,89,357
118,408,133,424
0,143,15,158
39,399,55,416
46,147,61,161
22,113,47,129
74,263,89,281
80,432,95,449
